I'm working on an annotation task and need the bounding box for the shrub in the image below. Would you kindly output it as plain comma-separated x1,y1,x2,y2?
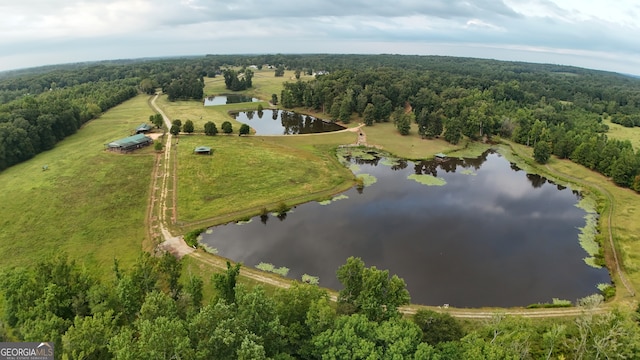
184,228,205,248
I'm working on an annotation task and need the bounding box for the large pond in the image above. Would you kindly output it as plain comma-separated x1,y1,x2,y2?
200,149,610,307
204,94,259,106
229,110,345,135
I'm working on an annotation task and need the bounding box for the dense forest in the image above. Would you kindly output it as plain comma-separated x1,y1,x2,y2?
277,57,640,191
2,253,639,359
2,54,640,191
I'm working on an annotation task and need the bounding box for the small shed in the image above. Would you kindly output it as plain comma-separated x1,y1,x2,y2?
434,153,447,160
194,146,212,155
106,134,153,152
135,123,154,134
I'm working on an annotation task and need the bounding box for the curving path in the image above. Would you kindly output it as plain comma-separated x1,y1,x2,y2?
147,95,614,318
150,94,194,258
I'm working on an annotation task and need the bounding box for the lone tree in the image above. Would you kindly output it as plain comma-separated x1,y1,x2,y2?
150,114,164,129
239,124,250,136
204,121,218,136
534,140,551,164
271,94,278,105
169,124,180,136
221,121,233,134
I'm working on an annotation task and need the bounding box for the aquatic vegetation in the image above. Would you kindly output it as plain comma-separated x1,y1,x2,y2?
460,168,477,176
302,274,320,285
407,174,447,186
380,157,402,167
320,194,350,205
256,262,290,276
357,174,377,187
576,196,601,268
200,243,218,254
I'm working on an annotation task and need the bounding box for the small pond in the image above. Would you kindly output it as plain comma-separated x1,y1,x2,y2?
200,150,610,307
229,110,345,135
204,94,259,106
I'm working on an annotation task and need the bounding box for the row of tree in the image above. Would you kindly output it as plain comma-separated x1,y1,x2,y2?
1,253,639,359
166,118,250,136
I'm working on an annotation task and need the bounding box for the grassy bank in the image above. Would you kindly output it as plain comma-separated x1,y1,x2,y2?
0,95,155,278
173,132,356,229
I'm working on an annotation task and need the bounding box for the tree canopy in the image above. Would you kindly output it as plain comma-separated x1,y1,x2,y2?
2,253,639,359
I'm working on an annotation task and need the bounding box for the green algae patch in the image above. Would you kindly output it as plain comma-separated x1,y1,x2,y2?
357,174,377,187
302,274,320,285
349,164,361,173
380,157,402,167
408,174,447,186
319,194,349,205
576,196,602,268
256,262,290,276
460,169,477,176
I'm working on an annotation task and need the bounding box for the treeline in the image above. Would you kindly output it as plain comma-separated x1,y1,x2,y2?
0,80,137,171
0,58,215,171
278,62,640,191
1,253,639,359
3,54,640,181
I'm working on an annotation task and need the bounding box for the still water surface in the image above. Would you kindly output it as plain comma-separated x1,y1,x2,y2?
201,150,610,307
204,94,259,106
230,110,345,135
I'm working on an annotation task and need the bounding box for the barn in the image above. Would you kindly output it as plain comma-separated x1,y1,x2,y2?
135,123,154,134
105,134,153,152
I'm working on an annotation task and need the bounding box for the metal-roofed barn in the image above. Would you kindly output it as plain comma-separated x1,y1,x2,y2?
105,134,153,153
135,123,154,134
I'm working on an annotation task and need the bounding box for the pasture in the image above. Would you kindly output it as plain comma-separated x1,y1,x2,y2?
0,95,156,278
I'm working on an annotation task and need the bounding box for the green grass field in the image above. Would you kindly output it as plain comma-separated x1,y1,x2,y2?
204,69,309,100
604,118,640,150
174,133,355,227
0,95,156,278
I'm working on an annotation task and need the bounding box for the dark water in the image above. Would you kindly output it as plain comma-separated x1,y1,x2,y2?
201,150,610,307
229,110,345,135
204,94,259,106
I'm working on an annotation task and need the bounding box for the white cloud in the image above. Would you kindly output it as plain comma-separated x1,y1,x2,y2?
0,0,639,74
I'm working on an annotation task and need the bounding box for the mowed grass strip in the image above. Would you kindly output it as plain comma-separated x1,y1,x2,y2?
175,134,355,225
0,95,155,278
603,118,640,150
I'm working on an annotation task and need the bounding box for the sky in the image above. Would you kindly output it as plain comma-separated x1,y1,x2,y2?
1,0,639,75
